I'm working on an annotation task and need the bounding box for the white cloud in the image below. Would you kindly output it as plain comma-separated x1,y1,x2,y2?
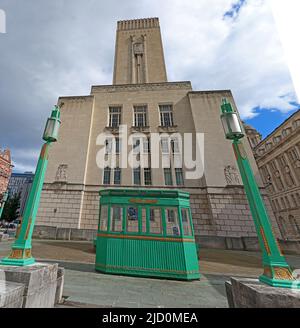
148,0,298,119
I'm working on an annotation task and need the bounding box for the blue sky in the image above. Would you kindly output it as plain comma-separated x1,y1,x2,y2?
0,0,298,172
245,107,298,138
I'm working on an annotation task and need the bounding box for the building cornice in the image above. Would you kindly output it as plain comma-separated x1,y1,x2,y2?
91,81,192,94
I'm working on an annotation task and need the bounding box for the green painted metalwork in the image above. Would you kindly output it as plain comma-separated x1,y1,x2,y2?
95,188,200,280
221,99,300,289
0,106,61,266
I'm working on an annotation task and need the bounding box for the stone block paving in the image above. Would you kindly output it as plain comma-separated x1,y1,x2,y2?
1,240,300,308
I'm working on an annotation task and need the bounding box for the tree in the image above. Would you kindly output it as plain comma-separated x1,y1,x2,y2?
1,193,20,222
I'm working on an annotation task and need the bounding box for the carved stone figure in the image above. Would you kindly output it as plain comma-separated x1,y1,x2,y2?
55,164,68,183
224,165,240,185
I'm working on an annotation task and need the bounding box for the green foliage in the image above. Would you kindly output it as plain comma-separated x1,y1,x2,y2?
1,193,20,222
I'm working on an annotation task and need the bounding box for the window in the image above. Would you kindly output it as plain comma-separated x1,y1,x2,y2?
289,148,300,162
144,168,152,185
114,167,121,185
282,128,292,137
164,168,173,186
105,139,112,154
99,205,108,231
161,137,169,154
293,119,300,129
165,208,180,236
133,167,141,185
134,106,148,127
110,206,123,232
108,107,121,128
273,136,282,144
142,208,147,233
106,137,120,154
149,208,162,234
159,105,174,127
277,156,287,168
115,138,120,153
171,138,180,153
266,142,273,150
175,168,184,186
103,167,111,184
181,208,192,236
127,207,139,233
132,138,141,154
143,138,150,153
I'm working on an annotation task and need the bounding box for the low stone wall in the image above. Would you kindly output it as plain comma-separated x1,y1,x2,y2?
197,235,300,254
33,225,97,242
0,263,65,308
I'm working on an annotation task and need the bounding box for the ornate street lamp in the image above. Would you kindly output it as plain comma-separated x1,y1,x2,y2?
0,105,61,266
220,98,299,288
0,191,9,219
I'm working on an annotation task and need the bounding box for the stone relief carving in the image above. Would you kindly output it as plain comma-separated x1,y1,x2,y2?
55,164,68,183
224,165,240,185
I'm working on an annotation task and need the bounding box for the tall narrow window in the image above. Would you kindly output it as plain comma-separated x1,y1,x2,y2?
175,168,184,186
115,137,120,153
161,137,169,154
105,138,112,154
159,105,174,127
103,167,111,185
110,206,123,232
143,138,150,153
134,106,148,127
133,167,141,185
132,137,141,154
171,138,180,153
164,168,173,186
144,168,152,185
109,107,121,128
114,167,121,185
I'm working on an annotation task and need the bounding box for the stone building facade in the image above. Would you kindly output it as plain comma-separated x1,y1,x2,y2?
253,110,300,241
35,18,279,249
0,148,12,196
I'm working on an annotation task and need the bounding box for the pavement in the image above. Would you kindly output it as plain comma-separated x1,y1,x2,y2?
1,239,300,308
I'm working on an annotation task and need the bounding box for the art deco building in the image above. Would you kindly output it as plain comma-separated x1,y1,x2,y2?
35,18,279,248
253,110,300,240
0,148,12,196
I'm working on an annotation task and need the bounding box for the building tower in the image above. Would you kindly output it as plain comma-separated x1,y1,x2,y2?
35,18,280,251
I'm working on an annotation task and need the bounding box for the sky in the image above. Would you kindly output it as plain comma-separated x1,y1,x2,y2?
0,0,299,173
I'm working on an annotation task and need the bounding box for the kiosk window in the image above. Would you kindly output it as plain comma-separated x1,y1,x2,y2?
149,208,163,234
100,205,108,231
181,208,192,236
110,206,123,232
127,207,139,233
165,208,180,236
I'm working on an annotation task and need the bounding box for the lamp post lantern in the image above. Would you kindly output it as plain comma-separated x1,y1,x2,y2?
220,98,299,288
0,105,61,266
0,191,9,220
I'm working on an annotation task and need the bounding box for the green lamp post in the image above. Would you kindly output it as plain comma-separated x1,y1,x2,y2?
0,105,61,266
0,191,9,219
220,98,300,288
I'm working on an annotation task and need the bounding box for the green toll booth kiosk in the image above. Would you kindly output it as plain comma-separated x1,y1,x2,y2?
95,189,200,280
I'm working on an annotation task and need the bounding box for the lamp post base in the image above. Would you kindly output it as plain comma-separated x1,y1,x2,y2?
259,274,300,289
259,265,300,289
0,248,35,266
0,256,35,267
